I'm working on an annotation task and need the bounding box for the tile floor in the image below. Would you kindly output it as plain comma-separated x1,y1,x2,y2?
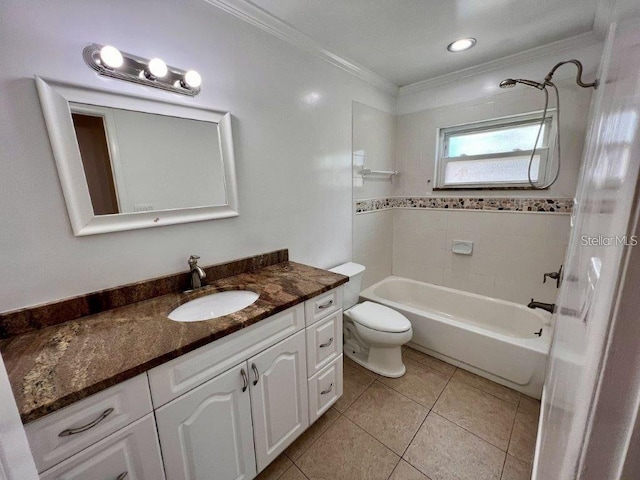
257,347,539,480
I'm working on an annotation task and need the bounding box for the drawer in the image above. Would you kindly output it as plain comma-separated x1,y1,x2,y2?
306,310,342,377
304,287,343,326
148,304,304,407
39,413,165,480
25,374,152,473
308,355,343,423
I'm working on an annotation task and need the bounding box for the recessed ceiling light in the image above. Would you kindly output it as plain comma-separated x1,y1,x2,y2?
447,38,476,53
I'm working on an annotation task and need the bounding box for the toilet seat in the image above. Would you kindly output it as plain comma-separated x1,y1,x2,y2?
346,301,411,333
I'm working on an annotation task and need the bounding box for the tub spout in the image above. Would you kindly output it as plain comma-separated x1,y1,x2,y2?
528,299,556,314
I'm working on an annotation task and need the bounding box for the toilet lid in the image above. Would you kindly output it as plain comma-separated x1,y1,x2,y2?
348,302,411,333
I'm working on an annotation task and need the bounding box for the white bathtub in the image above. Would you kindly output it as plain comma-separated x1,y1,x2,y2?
359,276,552,399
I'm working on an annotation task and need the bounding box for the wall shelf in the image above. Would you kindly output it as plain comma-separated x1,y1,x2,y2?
361,168,399,178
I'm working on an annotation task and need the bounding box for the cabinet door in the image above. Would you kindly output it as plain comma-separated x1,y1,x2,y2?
39,414,164,480
249,330,309,472
156,363,256,480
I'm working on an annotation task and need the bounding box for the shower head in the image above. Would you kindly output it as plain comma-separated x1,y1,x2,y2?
499,79,517,88
499,78,546,90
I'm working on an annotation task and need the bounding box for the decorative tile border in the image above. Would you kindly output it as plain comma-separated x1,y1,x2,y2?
355,197,573,214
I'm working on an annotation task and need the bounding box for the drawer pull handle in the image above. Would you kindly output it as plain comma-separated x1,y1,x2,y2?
319,338,334,348
321,383,334,395
58,408,114,437
251,363,260,386
116,473,128,480
318,299,334,309
240,368,249,392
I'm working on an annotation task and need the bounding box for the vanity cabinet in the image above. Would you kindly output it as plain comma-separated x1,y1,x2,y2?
25,374,154,473
38,414,165,480
157,330,309,478
155,363,256,480
25,287,344,480
249,330,308,471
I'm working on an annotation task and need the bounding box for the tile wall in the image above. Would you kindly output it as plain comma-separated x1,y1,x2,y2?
392,209,570,304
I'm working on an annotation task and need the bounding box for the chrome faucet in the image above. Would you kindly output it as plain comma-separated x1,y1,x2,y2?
528,299,556,314
188,255,206,290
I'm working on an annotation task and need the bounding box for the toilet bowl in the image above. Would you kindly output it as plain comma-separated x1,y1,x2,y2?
329,263,412,378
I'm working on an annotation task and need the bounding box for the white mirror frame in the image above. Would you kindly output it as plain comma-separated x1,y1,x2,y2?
35,76,239,236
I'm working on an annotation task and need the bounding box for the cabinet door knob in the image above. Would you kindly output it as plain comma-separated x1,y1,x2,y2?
58,408,114,437
321,383,334,395
319,338,334,348
251,363,260,386
240,368,249,392
318,299,333,309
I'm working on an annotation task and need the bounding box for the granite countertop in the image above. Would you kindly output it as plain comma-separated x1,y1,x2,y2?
0,261,348,423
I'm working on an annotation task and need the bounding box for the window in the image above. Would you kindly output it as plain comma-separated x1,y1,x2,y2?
435,112,556,189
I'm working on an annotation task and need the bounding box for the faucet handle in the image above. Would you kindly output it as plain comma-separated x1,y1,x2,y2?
188,255,200,267
543,265,563,288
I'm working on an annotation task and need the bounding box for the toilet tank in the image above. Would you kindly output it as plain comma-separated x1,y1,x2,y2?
329,262,366,310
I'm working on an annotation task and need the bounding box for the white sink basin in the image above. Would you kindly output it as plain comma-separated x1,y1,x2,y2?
169,290,260,322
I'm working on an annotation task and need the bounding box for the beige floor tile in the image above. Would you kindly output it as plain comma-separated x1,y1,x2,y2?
280,465,308,480
297,415,399,480
345,356,379,378
378,358,450,408
508,401,539,464
451,369,520,406
404,348,456,377
404,413,505,480
517,395,541,417
390,460,430,480
285,407,340,460
344,381,428,455
256,453,292,480
433,378,517,450
334,357,377,412
501,455,532,480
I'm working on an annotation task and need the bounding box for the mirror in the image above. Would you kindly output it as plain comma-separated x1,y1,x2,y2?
35,76,238,236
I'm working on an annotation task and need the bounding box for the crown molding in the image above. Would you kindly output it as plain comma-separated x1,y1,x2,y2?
203,0,399,96
398,31,602,97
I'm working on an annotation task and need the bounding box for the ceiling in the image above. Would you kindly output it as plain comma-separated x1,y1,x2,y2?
249,0,599,87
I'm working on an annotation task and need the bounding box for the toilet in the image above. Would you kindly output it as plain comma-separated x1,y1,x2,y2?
329,262,412,378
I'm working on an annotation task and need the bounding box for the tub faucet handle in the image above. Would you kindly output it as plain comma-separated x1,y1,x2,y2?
543,265,563,288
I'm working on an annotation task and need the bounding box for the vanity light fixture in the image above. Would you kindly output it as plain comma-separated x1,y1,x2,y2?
83,43,201,96
99,45,124,69
182,70,202,89
447,38,476,52
146,58,168,79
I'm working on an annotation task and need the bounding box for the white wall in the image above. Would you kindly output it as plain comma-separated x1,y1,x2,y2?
393,209,570,304
395,78,593,198
352,102,396,200
0,354,38,480
0,0,395,313
389,76,591,304
352,102,395,288
352,63,592,304
396,41,603,115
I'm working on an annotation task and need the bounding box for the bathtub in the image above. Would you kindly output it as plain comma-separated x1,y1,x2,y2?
359,276,552,399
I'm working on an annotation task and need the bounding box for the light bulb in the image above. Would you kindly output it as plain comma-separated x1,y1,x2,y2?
183,70,202,89
147,58,168,78
447,38,476,52
99,45,124,69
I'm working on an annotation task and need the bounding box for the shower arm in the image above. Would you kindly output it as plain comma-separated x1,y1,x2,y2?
544,59,598,89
